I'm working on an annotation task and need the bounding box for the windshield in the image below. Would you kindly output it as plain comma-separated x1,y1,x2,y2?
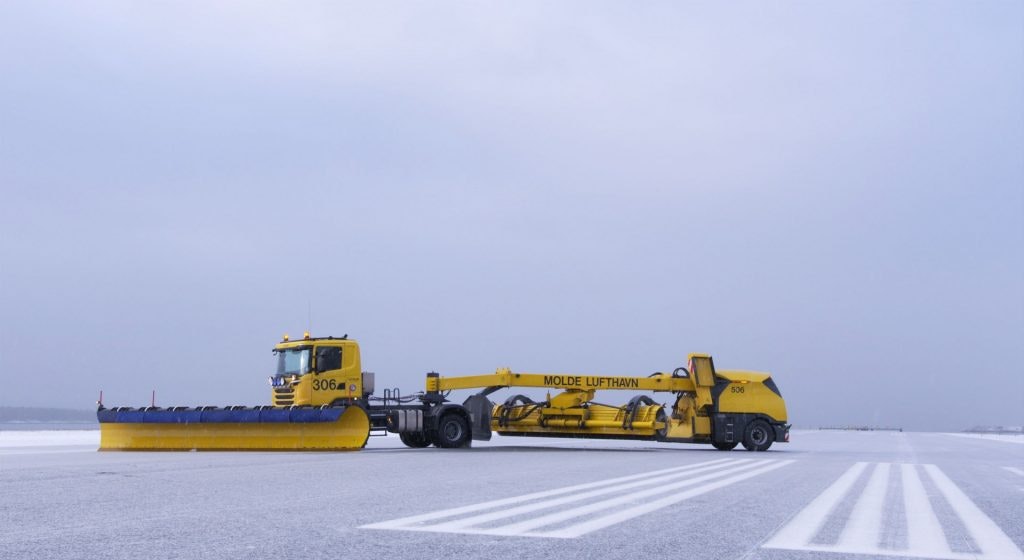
275,348,311,376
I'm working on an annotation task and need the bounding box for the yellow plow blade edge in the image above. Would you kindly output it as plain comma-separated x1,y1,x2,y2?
98,406,371,451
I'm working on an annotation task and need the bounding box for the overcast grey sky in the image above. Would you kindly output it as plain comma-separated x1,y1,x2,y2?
1,2,1021,431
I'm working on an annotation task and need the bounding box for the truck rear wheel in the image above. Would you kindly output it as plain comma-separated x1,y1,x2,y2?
432,413,471,448
399,431,431,448
742,419,774,451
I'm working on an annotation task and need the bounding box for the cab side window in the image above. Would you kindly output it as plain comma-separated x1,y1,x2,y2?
316,347,342,372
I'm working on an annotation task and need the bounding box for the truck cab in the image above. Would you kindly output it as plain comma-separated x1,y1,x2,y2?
269,334,373,407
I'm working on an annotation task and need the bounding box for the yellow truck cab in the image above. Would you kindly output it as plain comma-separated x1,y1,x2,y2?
269,334,373,407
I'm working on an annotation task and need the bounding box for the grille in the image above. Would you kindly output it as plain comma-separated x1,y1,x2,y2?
273,386,295,406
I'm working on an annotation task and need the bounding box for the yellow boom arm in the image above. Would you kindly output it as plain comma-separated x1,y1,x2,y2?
430,369,698,393
427,354,721,410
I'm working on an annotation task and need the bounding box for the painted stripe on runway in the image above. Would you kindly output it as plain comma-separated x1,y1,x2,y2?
537,460,793,539
361,457,734,528
460,460,789,538
763,462,1024,560
1004,466,1024,477
836,462,890,549
420,458,754,532
762,461,868,549
901,463,948,558
361,458,793,538
924,465,1024,560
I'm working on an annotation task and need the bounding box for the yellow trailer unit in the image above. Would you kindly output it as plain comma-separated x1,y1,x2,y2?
439,353,788,451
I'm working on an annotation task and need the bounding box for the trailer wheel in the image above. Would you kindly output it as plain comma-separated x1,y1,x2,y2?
712,441,738,451
742,419,774,451
399,431,431,448
432,413,471,448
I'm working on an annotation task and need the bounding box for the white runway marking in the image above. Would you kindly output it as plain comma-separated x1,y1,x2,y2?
361,458,793,538
924,465,1024,560
900,463,947,558
763,462,1024,560
837,462,890,549
1004,466,1024,477
761,461,868,548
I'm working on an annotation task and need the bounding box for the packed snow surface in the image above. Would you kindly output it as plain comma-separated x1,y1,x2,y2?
943,432,1024,444
1,429,1021,560
0,429,99,447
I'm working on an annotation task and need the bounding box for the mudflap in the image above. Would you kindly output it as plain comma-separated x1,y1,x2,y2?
97,406,371,451
774,423,790,443
463,394,494,441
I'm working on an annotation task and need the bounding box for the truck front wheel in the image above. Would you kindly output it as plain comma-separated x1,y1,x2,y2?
742,419,774,451
432,413,471,448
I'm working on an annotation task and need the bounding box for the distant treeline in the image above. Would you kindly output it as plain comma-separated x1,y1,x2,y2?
0,407,97,423
964,426,1023,434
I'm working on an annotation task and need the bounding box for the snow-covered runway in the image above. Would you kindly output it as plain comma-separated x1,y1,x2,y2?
1,430,1021,560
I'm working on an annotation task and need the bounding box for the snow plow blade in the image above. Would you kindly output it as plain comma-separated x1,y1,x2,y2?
96,405,371,451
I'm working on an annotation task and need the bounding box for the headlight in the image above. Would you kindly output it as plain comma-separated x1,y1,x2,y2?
268,376,274,386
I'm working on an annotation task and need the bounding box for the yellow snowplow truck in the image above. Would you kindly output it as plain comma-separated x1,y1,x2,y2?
97,334,789,452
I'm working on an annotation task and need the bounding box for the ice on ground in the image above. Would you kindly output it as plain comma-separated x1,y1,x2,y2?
943,432,1024,444
0,429,100,448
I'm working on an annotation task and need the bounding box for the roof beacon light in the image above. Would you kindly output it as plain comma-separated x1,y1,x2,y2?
304,331,311,340
282,334,290,342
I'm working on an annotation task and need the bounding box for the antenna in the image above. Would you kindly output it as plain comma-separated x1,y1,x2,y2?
307,298,312,335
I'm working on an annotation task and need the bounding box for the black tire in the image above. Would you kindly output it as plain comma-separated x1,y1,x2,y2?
399,431,431,448
712,440,738,451
431,413,472,448
742,419,774,451
655,408,669,441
